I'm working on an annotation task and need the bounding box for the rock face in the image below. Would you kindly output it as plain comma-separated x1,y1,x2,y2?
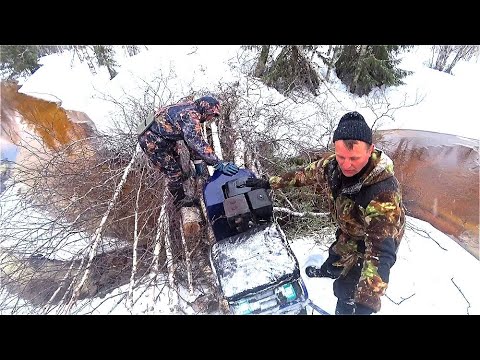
1,81,96,152
375,129,479,259
1,80,98,184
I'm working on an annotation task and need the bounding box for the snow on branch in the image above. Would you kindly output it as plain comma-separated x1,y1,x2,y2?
128,167,144,312
273,206,329,218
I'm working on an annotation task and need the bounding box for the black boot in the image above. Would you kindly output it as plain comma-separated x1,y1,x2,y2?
170,187,199,208
335,299,355,315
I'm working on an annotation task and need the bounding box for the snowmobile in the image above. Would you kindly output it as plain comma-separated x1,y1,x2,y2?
201,168,309,315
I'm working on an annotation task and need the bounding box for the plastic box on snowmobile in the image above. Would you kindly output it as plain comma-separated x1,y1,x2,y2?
203,169,308,315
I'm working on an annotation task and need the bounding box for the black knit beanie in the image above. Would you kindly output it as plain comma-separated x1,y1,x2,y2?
333,111,372,144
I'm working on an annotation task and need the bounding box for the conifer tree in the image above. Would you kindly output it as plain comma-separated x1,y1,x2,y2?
335,45,412,96
92,45,118,80
263,45,320,95
245,45,320,96
0,45,41,80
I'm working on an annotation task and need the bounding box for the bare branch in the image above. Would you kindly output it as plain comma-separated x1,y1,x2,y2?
128,166,144,311
451,278,471,315
385,292,415,305
274,206,329,218
406,220,448,251
65,144,141,313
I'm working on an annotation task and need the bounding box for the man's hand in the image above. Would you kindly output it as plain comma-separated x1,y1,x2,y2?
243,177,271,189
214,161,239,176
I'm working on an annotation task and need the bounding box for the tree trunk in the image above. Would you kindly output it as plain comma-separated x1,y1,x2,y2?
434,45,453,72
326,45,341,82
124,45,140,56
445,45,472,74
254,45,270,78
351,45,367,94
75,46,97,75
106,64,118,80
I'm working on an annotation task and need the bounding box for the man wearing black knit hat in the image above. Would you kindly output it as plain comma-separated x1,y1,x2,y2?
242,111,405,315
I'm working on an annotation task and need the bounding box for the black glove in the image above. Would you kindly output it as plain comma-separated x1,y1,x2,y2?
354,303,374,315
305,265,336,279
243,177,271,189
193,161,205,176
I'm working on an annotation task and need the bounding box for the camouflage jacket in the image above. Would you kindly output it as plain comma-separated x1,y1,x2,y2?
269,149,405,312
149,101,220,166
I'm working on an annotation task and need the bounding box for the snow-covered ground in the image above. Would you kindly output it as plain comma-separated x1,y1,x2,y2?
1,45,479,315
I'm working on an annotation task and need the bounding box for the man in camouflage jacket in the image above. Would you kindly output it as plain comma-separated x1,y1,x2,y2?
246,111,405,315
138,96,239,205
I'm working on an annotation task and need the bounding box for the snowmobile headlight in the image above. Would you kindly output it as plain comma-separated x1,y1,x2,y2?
280,283,297,301
233,299,253,315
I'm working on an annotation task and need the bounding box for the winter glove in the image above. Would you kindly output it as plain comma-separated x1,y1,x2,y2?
305,265,336,279
244,177,271,189
214,161,239,176
354,303,374,315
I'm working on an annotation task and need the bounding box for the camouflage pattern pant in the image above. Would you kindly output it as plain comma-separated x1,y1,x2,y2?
321,231,365,314
138,130,184,190
332,256,363,314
